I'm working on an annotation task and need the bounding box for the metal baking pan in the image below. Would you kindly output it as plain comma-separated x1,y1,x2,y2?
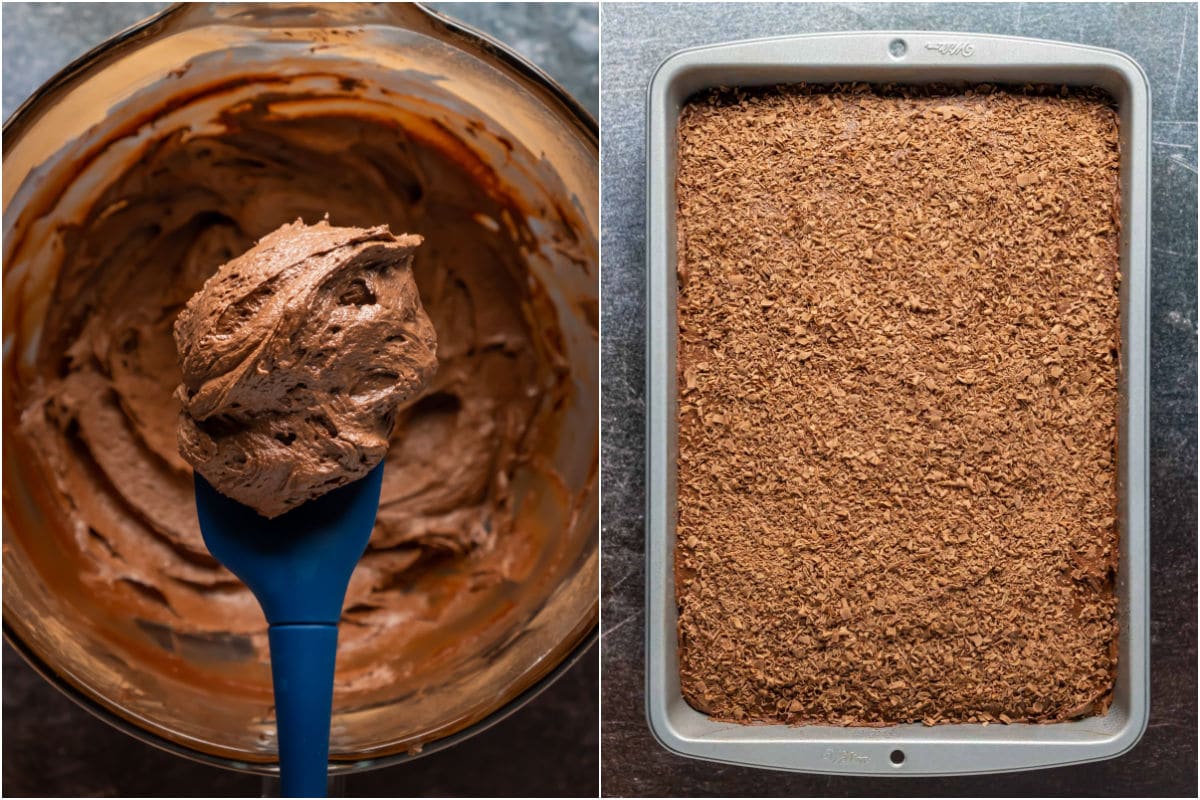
645,32,1150,776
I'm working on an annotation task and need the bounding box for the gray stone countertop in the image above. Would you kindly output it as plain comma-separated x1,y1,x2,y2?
2,3,598,797
600,2,1196,796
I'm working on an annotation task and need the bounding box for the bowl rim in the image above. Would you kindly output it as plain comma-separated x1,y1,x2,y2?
4,621,598,776
2,2,598,142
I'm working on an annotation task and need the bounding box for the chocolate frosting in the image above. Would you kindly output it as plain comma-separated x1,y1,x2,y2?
174,220,437,517
15,96,572,666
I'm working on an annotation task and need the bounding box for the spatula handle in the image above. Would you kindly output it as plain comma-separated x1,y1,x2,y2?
268,624,339,798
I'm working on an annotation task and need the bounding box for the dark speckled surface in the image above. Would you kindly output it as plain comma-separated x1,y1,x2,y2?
2,3,598,797
600,2,1197,796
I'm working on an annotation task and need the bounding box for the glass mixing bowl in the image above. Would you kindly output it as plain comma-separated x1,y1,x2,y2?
3,2,597,775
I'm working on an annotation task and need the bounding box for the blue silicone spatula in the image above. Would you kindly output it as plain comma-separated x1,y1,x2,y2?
194,463,384,798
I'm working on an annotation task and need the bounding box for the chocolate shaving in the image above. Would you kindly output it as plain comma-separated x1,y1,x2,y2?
674,84,1120,726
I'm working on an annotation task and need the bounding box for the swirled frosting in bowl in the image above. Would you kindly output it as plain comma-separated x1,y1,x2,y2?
5,69,596,759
